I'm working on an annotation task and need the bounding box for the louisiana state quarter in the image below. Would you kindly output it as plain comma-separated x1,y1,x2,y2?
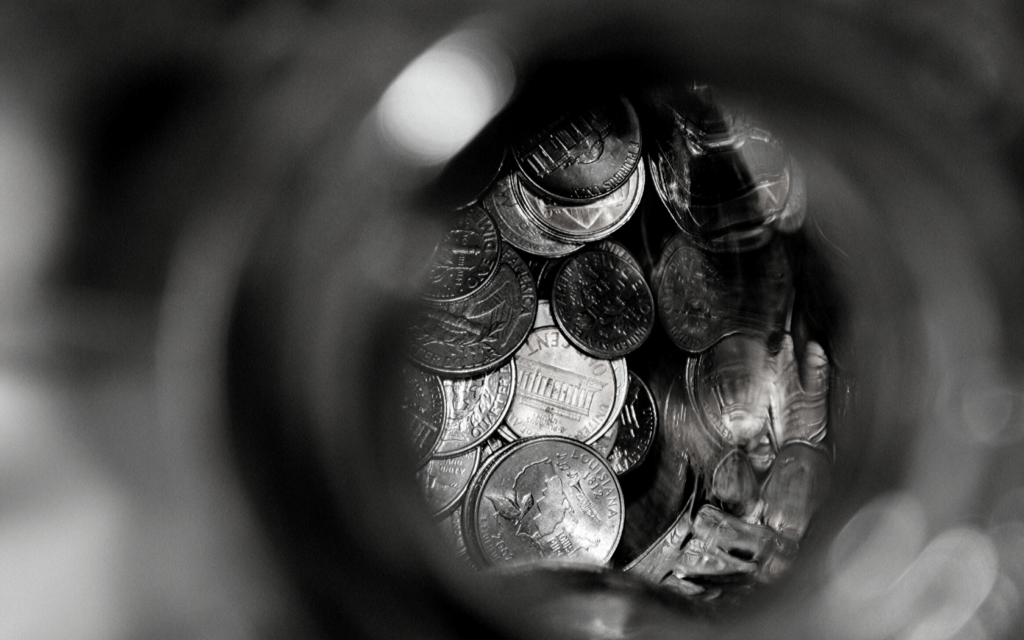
434,360,515,456
552,250,655,359
467,437,624,567
504,327,617,442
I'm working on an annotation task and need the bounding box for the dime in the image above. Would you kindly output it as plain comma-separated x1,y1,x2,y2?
397,363,446,466
417,447,481,516
504,327,617,442
407,246,538,376
433,360,516,456
518,159,645,243
420,203,500,301
655,239,730,353
513,95,642,202
552,249,655,359
593,239,642,272
466,436,625,567
607,372,658,475
483,172,583,258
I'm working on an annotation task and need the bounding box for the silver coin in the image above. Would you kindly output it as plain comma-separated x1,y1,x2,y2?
534,299,555,329
655,238,731,353
591,421,619,458
420,203,500,301
407,246,538,376
483,172,583,258
607,372,658,475
397,363,446,467
592,239,642,272
504,327,617,442
551,249,655,359
434,360,516,456
466,436,625,567
518,159,645,243
513,95,642,203
417,447,481,517
435,504,473,564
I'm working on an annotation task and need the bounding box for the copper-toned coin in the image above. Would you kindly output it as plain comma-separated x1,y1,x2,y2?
434,360,516,457
607,372,658,475
513,95,642,203
417,447,481,517
552,250,655,359
518,159,645,243
483,172,583,258
655,238,730,353
397,363,446,466
504,327,617,443
407,246,538,376
420,203,500,301
466,436,625,567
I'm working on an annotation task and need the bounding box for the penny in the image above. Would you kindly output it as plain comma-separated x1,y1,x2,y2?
483,172,583,258
420,203,500,301
466,436,625,567
417,447,481,517
655,239,730,353
513,95,642,203
433,360,516,456
407,246,538,376
397,363,446,466
607,372,658,475
518,159,645,243
552,250,655,359
504,327,617,442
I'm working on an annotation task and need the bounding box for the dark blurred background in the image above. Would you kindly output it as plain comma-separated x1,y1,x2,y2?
4,1,1024,638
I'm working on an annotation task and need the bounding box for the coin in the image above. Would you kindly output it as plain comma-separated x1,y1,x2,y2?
420,203,500,301
483,172,583,258
513,95,642,202
407,246,538,376
592,239,642,272
591,421,618,457
647,90,798,253
534,299,555,329
397,363,446,466
433,360,516,456
466,436,625,567
552,249,655,359
607,372,658,475
436,504,473,564
504,327,617,442
655,238,730,353
518,159,645,243
417,447,481,516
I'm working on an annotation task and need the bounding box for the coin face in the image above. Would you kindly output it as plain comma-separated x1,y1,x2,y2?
434,360,516,456
417,447,481,516
397,363,446,466
504,327,617,442
420,204,500,301
655,239,730,353
467,437,625,567
407,246,538,376
552,250,655,359
514,95,642,202
483,172,583,258
518,159,645,243
592,239,642,272
607,372,658,475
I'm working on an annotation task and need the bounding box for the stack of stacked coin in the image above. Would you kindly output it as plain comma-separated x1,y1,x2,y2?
399,86,835,601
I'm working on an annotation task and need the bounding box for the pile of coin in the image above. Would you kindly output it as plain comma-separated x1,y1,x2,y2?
399,85,835,601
